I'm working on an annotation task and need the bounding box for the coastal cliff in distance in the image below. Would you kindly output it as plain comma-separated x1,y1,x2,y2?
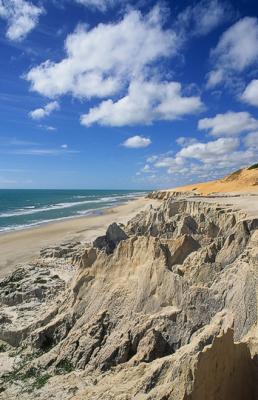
0,166,258,399
148,163,258,198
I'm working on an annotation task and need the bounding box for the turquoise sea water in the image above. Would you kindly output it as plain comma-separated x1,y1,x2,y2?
0,189,146,233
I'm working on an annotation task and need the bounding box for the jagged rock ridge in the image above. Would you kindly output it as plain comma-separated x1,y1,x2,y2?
0,197,257,399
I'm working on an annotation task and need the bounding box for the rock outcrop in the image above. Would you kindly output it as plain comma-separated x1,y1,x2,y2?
0,197,257,399
93,222,128,254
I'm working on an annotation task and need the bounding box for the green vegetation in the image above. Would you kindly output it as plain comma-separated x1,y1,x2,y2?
2,354,73,394
2,366,36,383
0,343,7,353
2,365,51,393
248,163,258,170
29,373,52,391
1,346,52,394
23,367,38,379
55,359,74,374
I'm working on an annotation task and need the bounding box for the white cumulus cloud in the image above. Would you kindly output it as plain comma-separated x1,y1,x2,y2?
241,79,258,107
198,111,258,136
145,134,257,185
177,137,239,160
25,6,207,128
122,135,151,149
0,0,43,41
81,80,203,127
207,17,258,88
176,0,233,37
29,101,60,120
176,136,198,147
244,132,258,149
26,7,178,99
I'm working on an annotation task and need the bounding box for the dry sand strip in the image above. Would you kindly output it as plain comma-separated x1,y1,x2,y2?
168,192,258,218
193,192,258,218
0,197,158,279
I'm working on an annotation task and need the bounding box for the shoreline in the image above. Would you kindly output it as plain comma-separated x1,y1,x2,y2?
0,196,157,279
0,204,115,235
0,191,147,235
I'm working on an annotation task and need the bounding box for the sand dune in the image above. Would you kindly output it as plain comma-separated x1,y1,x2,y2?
169,164,258,195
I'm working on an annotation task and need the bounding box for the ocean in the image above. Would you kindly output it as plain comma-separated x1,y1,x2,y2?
0,189,146,233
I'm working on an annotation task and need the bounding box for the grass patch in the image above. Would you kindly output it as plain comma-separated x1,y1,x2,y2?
2,366,51,393
29,373,52,391
2,365,37,384
0,342,55,394
2,366,24,383
0,344,7,353
55,359,74,374
23,367,38,380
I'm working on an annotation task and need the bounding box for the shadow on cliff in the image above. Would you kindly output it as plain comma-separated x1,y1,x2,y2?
185,329,258,400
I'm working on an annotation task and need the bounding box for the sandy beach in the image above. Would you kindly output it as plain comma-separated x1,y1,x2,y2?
0,196,157,279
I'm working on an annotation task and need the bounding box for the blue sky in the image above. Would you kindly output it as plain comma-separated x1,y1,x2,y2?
1,0,258,189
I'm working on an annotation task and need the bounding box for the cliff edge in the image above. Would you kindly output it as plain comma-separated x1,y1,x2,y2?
0,192,257,399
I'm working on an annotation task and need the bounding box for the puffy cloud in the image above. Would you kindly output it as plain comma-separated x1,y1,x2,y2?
241,79,258,107
206,69,224,88
146,155,158,163
207,17,258,88
26,8,178,99
29,101,59,120
176,136,198,147
25,6,206,128
198,111,258,136
154,156,184,169
176,0,233,37
144,133,258,186
244,132,258,149
75,0,124,11
177,137,239,160
122,135,151,148
152,138,238,171
81,80,203,127
0,0,43,41
134,163,158,179
141,164,153,173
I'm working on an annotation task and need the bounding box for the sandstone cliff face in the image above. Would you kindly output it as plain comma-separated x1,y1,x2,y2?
0,198,257,399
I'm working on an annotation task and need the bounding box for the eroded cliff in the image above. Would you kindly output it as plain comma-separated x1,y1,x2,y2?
0,196,257,399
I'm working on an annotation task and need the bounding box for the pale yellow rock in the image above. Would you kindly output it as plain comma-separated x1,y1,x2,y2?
0,183,258,399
